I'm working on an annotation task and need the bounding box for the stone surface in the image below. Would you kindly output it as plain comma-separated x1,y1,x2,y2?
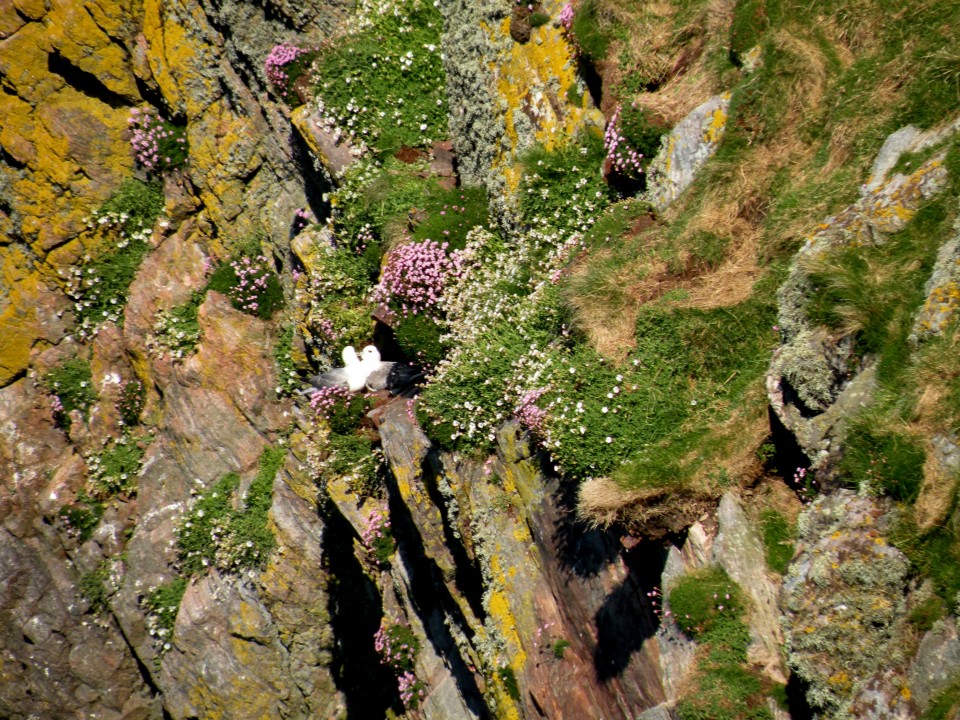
781,491,912,717
768,121,958,473
644,93,731,212
909,617,960,712
377,404,668,719
712,493,786,684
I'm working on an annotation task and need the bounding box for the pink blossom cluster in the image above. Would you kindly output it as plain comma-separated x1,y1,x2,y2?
50,395,64,418
265,44,306,94
128,107,186,172
229,255,271,314
373,624,416,671
313,317,339,342
604,105,645,177
293,207,314,234
558,2,584,57
309,385,352,415
372,240,463,316
791,466,818,503
515,387,548,437
397,670,425,709
646,587,671,621
361,507,391,549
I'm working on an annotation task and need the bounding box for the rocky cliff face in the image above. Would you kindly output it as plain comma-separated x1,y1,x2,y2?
3,0,960,718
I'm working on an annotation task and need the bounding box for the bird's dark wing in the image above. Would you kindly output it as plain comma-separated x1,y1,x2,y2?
365,362,426,395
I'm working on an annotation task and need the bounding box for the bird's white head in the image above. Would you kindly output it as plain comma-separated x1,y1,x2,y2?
361,345,381,364
342,346,360,366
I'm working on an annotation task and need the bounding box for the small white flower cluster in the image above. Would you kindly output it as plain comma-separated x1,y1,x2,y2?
85,434,144,498
60,211,158,340
147,306,200,361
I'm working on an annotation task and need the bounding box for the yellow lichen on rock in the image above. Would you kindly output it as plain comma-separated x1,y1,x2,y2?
487,6,603,190
702,93,731,144
0,247,70,385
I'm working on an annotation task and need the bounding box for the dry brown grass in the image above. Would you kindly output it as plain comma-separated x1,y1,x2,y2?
578,476,715,536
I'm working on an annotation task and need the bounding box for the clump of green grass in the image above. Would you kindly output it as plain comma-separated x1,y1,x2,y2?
69,180,165,336
394,313,446,366
498,665,521,702
273,323,301,396
552,639,571,658
44,358,97,428
891,497,960,613
568,0,613,62
117,378,145,427
98,179,166,234
519,130,612,233
529,11,550,27
320,433,382,498
207,249,284,320
805,195,953,386
151,291,204,360
669,566,746,638
175,446,285,575
922,677,960,720
410,185,490,252
729,0,768,65
760,509,795,574
79,561,111,614
144,577,187,638
838,420,926,502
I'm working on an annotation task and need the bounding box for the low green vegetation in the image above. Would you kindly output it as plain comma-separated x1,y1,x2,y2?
144,577,188,639
117,378,145,427
552,639,571,659
394,313,446,366
922,677,960,720
309,0,447,158
79,561,111,614
669,567,779,719
175,446,285,575
838,421,926,503
44,357,97,428
669,566,745,638
68,180,165,336
759,509,794,574
59,491,105,542
151,291,203,360
87,434,146,497
273,323,301,395
567,0,613,62
207,248,284,320
410,185,490,251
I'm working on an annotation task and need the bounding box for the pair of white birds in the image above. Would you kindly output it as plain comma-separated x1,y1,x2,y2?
307,345,422,395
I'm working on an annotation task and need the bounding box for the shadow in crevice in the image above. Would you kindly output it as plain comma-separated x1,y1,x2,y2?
47,51,131,109
322,503,398,718
577,56,604,111
419,451,487,623
550,475,622,579
766,405,811,481
786,672,816,720
593,540,667,682
384,464,490,719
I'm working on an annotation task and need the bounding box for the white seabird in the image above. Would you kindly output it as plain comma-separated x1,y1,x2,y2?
305,346,370,392
360,346,425,395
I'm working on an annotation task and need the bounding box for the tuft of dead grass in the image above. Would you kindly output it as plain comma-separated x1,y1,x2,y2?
578,476,714,537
